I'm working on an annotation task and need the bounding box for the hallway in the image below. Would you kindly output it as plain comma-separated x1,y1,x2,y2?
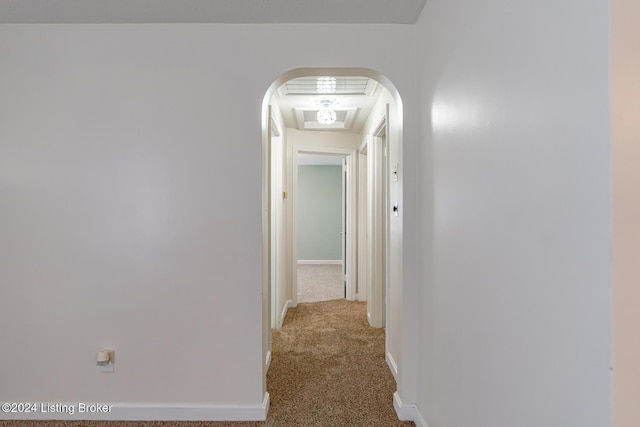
266,300,414,426
0,2,621,425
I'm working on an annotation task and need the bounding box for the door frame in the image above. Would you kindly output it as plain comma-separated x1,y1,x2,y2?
357,139,368,303
269,114,284,330
366,113,389,329
291,145,357,306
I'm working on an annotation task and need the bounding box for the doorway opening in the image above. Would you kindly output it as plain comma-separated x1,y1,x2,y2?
296,152,350,304
261,67,404,398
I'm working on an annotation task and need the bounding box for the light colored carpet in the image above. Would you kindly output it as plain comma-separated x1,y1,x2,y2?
0,300,414,427
297,264,344,302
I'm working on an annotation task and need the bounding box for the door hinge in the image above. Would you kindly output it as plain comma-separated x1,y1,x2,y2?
283,192,287,199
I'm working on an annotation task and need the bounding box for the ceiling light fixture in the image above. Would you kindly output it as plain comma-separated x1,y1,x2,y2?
317,77,337,94
317,99,337,125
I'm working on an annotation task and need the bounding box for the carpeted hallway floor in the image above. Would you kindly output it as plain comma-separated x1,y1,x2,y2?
1,300,414,427
264,300,414,426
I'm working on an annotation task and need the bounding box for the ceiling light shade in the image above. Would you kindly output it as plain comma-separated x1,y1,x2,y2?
317,77,337,94
317,106,337,125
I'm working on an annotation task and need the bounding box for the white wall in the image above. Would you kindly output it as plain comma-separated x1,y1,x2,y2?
0,24,418,420
612,0,640,425
297,165,343,261
287,128,360,150
416,1,612,426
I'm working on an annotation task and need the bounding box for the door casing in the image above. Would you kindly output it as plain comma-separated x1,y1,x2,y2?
290,146,357,306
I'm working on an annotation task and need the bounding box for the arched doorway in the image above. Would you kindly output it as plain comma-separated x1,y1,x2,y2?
261,67,405,405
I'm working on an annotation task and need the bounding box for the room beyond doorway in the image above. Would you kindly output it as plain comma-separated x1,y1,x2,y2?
296,153,347,303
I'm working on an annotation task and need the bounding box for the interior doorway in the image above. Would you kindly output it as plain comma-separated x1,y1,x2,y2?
261,67,405,396
296,153,348,303
293,149,356,306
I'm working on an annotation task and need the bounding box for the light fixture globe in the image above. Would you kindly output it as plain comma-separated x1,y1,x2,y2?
317,106,337,125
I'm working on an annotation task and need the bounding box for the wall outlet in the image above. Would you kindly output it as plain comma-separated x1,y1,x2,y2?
97,350,115,373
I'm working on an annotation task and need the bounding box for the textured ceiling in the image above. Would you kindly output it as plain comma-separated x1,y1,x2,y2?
0,0,428,24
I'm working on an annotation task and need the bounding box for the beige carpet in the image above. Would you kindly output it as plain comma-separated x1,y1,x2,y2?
297,264,344,302
1,300,414,427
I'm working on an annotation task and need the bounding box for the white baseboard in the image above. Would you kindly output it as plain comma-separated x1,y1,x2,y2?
393,392,429,427
414,407,429,427
278,300,292,328
297,260,342,265
0,394,270,421
386,351,398,381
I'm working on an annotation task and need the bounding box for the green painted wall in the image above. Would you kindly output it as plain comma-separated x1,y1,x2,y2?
298,165,342,261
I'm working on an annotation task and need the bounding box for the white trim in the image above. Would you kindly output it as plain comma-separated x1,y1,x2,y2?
278,299,292,328
393,392,428,426
386,351,398,381
270,117,281,137
265,350,272,371
345,152,358,301
0,394,271,422
414,407,429,427
357,138,368,303
367,128,387,328
262,105,272,395
297,260,342,265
